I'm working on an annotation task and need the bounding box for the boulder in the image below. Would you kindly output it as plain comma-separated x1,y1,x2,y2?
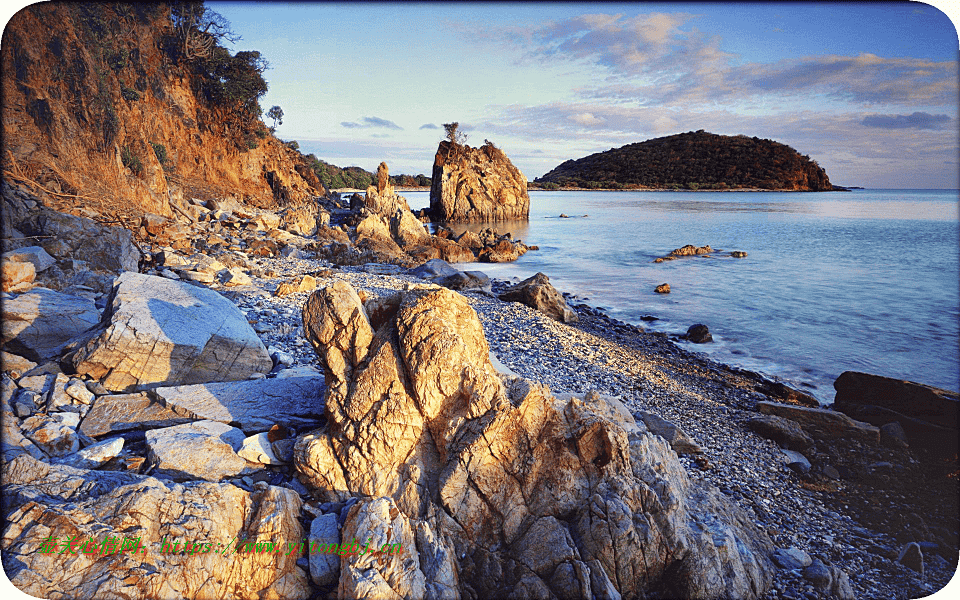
0,351,37,378
20,208,139,272
145,420,248,481
746,414,816,454
408,258,460,281
217,266,252,287
2,246,56,272
758,401,879,444
309,513,341,586
655,283,671,294
78,392,195,437
671,244,714,256
685,323,713,343
2,287,101,362
390,207,429,247
637,410,704,455
70,272,273,392
274,274,318,297
238,432,285,465
281,205,318,237
20,413,80,457
1,259,35,292
435,270,492,294
429,140,530,222
498,272,578,323
1,453,309,599
833,371,958,456
56,436,124,469
295,281,774,598
151,375,325,433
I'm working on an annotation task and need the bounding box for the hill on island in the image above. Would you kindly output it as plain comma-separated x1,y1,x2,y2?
535,131,836,191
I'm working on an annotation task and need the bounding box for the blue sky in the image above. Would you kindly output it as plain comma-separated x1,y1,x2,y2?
3,1,957,187
200,1,958,188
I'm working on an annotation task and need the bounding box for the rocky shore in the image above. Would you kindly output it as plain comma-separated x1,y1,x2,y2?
2,181,957,598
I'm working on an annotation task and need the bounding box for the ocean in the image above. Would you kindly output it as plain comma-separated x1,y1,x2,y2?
404,189,960,404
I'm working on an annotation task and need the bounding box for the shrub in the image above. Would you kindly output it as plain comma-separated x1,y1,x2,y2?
150,142,167,164
121,145,144,176
121,85,141,101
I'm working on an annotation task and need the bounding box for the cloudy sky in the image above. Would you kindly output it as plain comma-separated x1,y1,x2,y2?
201,1,959,188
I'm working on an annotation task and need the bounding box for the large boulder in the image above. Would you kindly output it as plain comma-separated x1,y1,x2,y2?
498,272,578,323
429,141,530,222
758,401,879,445
833,371,958,457
70,272,273,392
1,454,309,599
1,287,101,362
295,281,774,598
16,208,139,273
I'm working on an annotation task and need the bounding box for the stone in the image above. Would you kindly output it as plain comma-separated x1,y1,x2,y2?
455,230,483,250
435,270,492,294
1,259,35,293
801,559,855,600
56,436,124,469
746,414,816,454
145,420,248,481
498,272,578,323
217,266,252,287
296,281,774,598
1,405,47,461
408,258,460,280
71,272,273,392
897,542,924,574
758,401,880,444
355,213,392,241
879,421,910,449
151,375,325,433
21,413,80,457
65,379,96,404
273,274,318,297
772,546,812,570
238,432,285,465
1,453,309,599
638,410,704,455
781,449,811,474
655,283,670,293
176,269,215,283
141,213,168,235
21,209,140,272
670,244,713,256
2,245,57,272
833,370,958,456
730,251,748,258
685,323,713,343
0,350,37,378
430,140,530,222
390,207,429,247
281,205,319,237
479,238,525,263
78,392,195,437
754,380,821,408
309,513,341,587
2,287,101,361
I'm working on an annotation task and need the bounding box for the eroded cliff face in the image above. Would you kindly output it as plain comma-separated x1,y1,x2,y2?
1,3,323,221
429,140,530,222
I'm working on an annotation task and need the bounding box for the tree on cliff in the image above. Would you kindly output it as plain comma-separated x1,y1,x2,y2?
267,105,283,129
170,1,239,60
443,122,468,146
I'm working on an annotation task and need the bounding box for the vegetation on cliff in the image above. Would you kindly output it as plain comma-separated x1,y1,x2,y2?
1,1,324,219
535,131,835,191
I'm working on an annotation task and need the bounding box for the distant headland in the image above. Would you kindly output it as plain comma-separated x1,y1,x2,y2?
533,131,841,192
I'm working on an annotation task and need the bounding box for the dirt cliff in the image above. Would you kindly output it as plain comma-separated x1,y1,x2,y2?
1,3,323,223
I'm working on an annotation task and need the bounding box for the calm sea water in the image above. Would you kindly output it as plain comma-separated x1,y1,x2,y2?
405,189,960,403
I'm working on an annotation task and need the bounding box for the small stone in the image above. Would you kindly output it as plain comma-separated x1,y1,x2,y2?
773,546,812,570
237,432,285,465
65,379,95,404
56,436,124,469
822,465,840,480
897,542,924,574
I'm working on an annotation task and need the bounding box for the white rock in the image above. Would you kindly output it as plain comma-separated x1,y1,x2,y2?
57,436,124,469
65,379,95,404
237,432,285,465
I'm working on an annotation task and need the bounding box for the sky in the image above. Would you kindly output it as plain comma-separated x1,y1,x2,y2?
2,1,958,188
200,1,959,189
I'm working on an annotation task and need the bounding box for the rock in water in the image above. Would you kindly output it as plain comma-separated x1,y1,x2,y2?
429,140,530,222
296,281,774,599
71,272,272,392
498,272,578,323
686,323,713,343
655,282,671,293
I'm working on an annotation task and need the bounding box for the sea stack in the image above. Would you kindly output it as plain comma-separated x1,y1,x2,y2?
429,140,530,222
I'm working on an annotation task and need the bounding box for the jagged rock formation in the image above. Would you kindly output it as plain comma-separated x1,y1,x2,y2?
295,280,774,598
429,141,530,222
1,3,324,221
536,131,835,191
360,162,410,216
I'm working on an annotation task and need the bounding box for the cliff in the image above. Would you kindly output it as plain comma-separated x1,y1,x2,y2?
1,3,324,222
535,131,835,191
429,140,529,222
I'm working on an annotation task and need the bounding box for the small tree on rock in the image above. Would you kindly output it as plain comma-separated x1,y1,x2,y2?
443,122,467,146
